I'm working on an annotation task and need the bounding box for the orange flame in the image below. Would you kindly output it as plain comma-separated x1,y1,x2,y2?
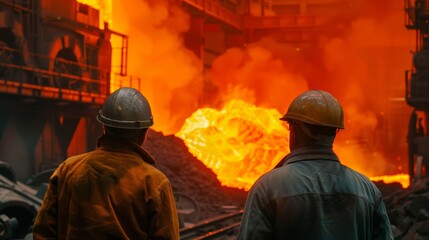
370,174,409,189
176,99,289,190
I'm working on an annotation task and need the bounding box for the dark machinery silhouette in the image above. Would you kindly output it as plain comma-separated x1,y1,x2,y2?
0,162,44,240
405,0,429,181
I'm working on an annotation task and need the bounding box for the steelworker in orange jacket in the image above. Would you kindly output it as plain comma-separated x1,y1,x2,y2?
33,87,180,240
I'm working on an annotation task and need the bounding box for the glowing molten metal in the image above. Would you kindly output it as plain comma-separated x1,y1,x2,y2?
176,100,290,190
369,174,409,189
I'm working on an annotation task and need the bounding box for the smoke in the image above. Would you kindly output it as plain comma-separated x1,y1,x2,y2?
206,41,308,112
111,0,203,134
307,0,414,175
111,0,414,176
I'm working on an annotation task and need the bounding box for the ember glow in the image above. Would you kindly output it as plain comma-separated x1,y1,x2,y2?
370,174,410,189
176,100,289,190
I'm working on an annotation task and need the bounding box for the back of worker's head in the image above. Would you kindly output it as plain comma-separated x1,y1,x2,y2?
97,87,153,145
280,90,344,150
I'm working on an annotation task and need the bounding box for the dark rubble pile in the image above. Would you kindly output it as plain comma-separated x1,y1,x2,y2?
376,178,429,240
143,129,247,221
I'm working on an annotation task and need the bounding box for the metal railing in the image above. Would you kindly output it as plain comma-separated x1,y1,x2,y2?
110,73,141,92
182,0,322,30
180,210,243,240
0,45,108,90
0,0,32,12
243,15,319,29
0,45,140,103
405,69,429,107
183,0,242,28
405,0,417,29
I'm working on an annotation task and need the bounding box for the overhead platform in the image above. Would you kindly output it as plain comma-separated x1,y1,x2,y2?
0,79,106,106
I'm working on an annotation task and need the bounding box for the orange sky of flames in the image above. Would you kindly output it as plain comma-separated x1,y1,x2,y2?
82,0,414,190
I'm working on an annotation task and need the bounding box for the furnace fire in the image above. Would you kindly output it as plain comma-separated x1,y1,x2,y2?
177,99,290,190
106,0,413,189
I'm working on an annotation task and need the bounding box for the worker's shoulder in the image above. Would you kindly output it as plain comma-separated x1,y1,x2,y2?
48,152,93,177
58,151,93,169
67,151,93,162
340,164,382,196
109,152,169,181
125,162,172,191
340,164,373,183
251,166,289,187
134,160,166,174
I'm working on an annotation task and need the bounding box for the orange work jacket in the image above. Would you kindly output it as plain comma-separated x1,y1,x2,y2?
33,135,179,240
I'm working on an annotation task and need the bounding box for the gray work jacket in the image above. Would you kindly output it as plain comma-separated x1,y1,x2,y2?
238,146,393,240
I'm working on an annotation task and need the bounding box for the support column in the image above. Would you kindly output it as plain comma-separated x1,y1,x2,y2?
53,115,80,161
184,17,205,60
0,107,9,139
5,113,46,181
225,33,245,49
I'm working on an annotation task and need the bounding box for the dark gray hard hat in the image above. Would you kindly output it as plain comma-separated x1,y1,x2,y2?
97,87,154,129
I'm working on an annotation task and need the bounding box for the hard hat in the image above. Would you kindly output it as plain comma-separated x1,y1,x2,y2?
280,90,344,129
97,87,154,129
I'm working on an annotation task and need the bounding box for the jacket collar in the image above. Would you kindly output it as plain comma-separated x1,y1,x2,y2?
96,135,155,164
275,146,339,168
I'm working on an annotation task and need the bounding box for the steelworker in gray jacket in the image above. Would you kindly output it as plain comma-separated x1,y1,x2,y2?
238,90,393,240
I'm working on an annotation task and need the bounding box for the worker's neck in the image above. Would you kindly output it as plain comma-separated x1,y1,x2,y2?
290,139,333,152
